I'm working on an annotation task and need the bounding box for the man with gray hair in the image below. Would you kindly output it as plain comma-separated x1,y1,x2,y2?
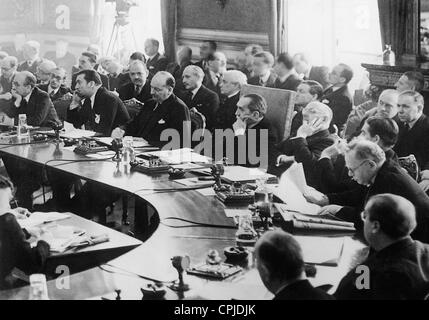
0,56,18,98
272,101,336,186
215,70,247,130
336,194,429,300
394,91,429,193
36,59,57,85
306,140,429,243
180,65,219,132
17,41,43,75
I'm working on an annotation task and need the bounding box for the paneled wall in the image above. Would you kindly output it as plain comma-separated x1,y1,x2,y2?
177,0,272,63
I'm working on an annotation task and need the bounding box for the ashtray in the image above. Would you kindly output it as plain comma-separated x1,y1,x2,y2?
168,168,186,179
224,246,249,261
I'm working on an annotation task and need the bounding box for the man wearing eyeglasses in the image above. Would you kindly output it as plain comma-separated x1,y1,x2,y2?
305,140,429,243
38,67,71,103
0,56,18,100
335,194,429,300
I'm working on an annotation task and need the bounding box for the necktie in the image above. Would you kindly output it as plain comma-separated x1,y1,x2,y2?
82,98,93,130
20,99,27,110
134,85,142,98
186,91,194,104
404,123,411,133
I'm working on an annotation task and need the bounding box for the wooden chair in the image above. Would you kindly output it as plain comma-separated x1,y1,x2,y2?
240,85,297,142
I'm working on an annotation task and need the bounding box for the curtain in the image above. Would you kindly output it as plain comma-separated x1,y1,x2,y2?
268,0,286,56
161,0,178,63
378,0,408,58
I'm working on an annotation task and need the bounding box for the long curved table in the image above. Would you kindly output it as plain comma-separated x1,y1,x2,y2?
0,138,368,300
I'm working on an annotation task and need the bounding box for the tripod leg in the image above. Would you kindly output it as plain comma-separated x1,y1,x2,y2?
107,23,118,56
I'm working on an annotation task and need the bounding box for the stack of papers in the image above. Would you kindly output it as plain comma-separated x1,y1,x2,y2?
144,148,211,164
221,166,277,184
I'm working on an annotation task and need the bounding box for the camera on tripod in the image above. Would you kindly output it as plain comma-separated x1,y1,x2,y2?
106,0,138,25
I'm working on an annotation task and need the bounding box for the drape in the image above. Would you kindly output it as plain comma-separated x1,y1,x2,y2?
161,0,178,63
378,0,408,58
268,0,286,56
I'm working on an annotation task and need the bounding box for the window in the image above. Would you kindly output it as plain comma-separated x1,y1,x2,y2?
287,0,382,93
98,0,163,65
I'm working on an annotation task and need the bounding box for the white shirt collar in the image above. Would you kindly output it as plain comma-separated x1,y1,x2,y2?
48,86,60,95
191,85,201,98
260,72,271,84
24,90,32,103
228,91,240,99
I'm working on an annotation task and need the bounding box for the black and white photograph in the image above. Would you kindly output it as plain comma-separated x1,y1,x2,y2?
0,0,428,308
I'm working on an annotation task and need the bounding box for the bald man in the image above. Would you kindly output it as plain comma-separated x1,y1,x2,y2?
336,194,429,300
112,71,190,148
255,230,334,300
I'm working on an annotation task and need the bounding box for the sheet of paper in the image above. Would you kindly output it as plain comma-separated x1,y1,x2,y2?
295,236,345,266
19,212,70,229
85,151,115,160
0,113,14,126
61,129,96,139
146,148,211,164
224,208,252,218
274,171,321,215
284,163,308,193
221,166,276,183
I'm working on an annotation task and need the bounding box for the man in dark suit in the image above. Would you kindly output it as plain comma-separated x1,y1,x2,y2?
167,47,193,94
290,80,324,137
215,70,247,130
179,65,220,132
112,71,190,148
71,52,109,91
38,67,72,121
195,41,217,71
273,102,336,187
67,70,130,136
321,63,354,131
38,67,71,102
314,117,399,195
118,61,152,119
35,60,57,86
255,230,334,300
203,52,227,97
17,41,43,75
2,71,61,209
9,71,60,127
0,56,18,98
144,38,168,80
272,53,302,91
307,140,429,243
394,91,429,193
293,53,330,89
225,94,278,168
335,194,429,300
248,52,277,88
101,58,129,92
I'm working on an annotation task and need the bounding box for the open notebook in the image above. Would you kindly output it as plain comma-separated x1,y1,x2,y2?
18,212,71,229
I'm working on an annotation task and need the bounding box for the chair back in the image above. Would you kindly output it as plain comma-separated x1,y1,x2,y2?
240,85,296,141
398,155,420,182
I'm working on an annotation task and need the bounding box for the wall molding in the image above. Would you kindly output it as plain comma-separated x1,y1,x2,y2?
178,27,269,48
